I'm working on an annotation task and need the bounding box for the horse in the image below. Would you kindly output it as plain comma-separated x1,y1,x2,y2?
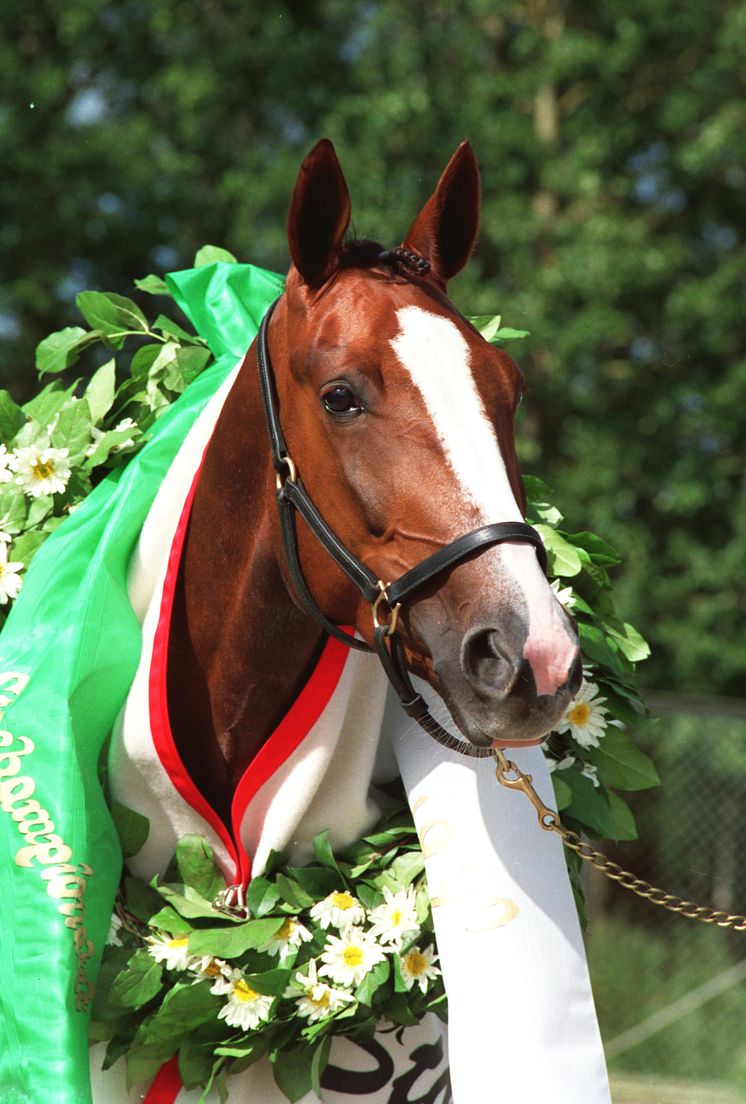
97,139,610,1103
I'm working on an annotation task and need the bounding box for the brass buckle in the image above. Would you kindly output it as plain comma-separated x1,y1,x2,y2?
275,454,297,491
213,883,249,920
372,580,402,637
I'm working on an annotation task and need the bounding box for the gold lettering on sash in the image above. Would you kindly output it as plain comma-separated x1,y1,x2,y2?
0,671,95,1011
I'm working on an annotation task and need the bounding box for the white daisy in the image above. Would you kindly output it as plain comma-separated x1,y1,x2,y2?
105,912,123,947
292,959,354,1023
546,753,576,774
318,927,386,988
399,945,441,995
550,578,576,610
580,762,600,788
310,889,366,931
367,886,419,950
554,679,609,749
259,916,312,960
0,543,23,605
189,955,231,986
0,445,13,484
217,972,274,1031
146,933,192,971
11,445,71,498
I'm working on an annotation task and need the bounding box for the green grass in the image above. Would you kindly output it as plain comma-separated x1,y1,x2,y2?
586,916,746,1091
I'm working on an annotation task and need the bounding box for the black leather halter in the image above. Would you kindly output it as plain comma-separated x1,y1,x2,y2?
257,296,548,758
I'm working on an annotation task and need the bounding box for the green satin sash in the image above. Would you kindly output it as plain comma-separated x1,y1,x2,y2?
0,262,283,1104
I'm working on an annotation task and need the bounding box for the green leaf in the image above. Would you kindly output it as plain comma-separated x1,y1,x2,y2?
125,1044,170,1090
134,274,170,296
271,1043,321,1103
311,1036,331,1097
564,531,621,567
606,791,638,841
175,835,227,901
597,617,651,663
25,493,52,528
534,525,583,577
156,883,227,921
522,474,554,499
246,876,281,918
163,345,212,392
9,529,46,567
559,770,616,838
469,314,501,341
84,425,141,470
311,830,342,875
109,949,164,1011
51,397,92,465
551,774,573,811
354,958,390,1006
178,1039,215,1090
130,343,164,380
84,358,116,424
577,622,628,677
244,967,291,996
276,873,314,909
286,865,339,900
111,801,150,858
22,380,77,429
0,390,26,442
125,875,172,923
585,728,659,791
36,326,100,375
492,326,530,341
76,291,149,348
194,244,238,267
188,916,285,959
148,906,193,934
139,982,219,1044
152,314,204,346
0,484,27,534
379,850,425,889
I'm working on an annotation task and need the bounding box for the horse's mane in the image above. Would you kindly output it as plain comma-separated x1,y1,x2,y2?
339,237,430,279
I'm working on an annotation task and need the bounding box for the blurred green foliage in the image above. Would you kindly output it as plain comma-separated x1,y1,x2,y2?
1,0,744,695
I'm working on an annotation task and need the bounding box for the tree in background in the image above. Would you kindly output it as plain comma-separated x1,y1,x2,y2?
1,0,744,695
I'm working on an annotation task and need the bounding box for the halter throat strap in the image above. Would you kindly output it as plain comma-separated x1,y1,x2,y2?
257,295,548,757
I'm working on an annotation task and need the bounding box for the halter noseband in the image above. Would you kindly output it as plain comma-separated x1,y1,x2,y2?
257,295,548,758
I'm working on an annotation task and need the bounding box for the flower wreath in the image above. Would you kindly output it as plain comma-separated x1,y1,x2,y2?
5,247,657,1100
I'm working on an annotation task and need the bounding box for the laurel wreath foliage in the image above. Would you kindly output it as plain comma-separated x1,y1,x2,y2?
92,795,443,1101
9,246,657,1096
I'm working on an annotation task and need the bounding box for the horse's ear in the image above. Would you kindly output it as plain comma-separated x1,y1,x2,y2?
402,141,480,286
287,139,351,287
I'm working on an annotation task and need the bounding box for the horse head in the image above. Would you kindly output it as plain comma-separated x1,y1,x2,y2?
265,139,581,748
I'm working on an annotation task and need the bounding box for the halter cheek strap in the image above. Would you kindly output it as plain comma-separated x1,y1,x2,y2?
257,295,548,758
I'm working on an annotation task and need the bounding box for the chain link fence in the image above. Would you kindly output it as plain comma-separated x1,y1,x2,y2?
583,695,746,1101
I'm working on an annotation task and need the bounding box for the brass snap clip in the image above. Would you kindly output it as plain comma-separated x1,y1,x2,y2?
275,454,297,492
372,580,402,637
492,748,558,831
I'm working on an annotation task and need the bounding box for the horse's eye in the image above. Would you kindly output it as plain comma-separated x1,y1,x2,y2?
321,385,363,416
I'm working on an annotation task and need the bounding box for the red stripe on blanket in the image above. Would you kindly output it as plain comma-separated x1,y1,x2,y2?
149,450,353,887
143,1056,182,1104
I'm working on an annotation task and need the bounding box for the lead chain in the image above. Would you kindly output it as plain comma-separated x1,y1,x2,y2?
491,749,746,932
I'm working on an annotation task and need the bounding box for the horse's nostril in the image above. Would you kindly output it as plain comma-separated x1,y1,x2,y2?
567,651,583,696
461,628,518,701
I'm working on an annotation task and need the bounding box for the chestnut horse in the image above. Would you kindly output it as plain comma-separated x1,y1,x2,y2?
166,139,580,828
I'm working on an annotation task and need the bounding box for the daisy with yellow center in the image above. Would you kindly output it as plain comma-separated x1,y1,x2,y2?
146,933,192,971
318,927,386,987
555,678,608,749
10,445,72,499
368,885,419,950
399,945,441,994
310,889,365,930
291,959,354,1023
259,916,312,960
189,955,231,986
217,971,274,1031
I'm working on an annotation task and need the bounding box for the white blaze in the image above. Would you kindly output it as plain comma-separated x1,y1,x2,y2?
390,306,574,696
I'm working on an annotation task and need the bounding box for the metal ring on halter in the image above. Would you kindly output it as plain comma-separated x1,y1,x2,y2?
275,454,297,491
372,581,401,637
